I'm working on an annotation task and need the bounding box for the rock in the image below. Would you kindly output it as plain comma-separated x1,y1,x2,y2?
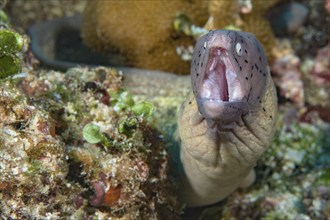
268,1,309,37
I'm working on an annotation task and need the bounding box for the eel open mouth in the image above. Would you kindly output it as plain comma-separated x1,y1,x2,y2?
200,47,242,102
197,47,247,123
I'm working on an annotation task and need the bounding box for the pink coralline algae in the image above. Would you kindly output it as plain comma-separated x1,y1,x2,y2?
326,0,330,13
89,181,106,207
312,45,330,84
271,53,305,107
74,195,84,209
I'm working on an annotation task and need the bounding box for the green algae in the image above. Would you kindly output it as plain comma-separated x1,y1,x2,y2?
0,28,23,78
173,13,207,38
132,101,154,117
0,29,23,54
173,13,241,39
223,25,241,31
319,168,330,186
0,10,9,24
83,123,112,147
0,55,20,78
110,89,134,111
24,160,44,177
118,116,138,139
82,123,104,144
173,13,193,36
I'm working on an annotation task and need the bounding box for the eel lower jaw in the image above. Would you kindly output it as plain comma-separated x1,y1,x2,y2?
198,99,248,126
197,47,248,124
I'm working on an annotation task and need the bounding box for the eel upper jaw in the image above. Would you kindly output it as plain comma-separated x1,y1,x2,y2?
197,47,248,125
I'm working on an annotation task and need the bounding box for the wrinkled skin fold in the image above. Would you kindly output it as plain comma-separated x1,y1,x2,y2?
177,30,277,207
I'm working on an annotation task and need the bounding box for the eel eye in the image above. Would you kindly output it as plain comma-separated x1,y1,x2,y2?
236,42,242,56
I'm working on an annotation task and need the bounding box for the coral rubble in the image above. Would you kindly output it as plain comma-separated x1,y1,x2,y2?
0,67,181,219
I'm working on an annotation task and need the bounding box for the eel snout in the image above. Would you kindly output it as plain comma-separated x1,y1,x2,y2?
198,47,248,125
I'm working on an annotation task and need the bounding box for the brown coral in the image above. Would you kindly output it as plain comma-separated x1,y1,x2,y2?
82,1,209,74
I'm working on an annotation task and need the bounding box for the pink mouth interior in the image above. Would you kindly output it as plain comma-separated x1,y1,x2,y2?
200,47,232,102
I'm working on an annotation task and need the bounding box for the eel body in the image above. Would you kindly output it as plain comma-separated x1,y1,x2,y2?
178,30,277,207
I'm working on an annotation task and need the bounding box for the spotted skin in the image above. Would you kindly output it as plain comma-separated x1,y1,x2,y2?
177,30,277,207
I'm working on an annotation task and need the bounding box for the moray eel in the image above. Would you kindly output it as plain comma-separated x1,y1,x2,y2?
178,30,277,207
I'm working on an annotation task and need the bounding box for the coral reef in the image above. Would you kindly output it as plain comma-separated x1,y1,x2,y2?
82,1,209,74
1,1,329,219
0,67,181,219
